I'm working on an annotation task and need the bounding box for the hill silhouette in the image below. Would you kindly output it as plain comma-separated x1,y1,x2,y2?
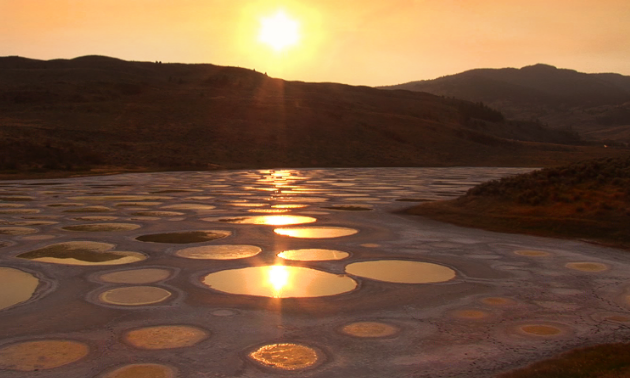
382,64,630,145
0,56,626,175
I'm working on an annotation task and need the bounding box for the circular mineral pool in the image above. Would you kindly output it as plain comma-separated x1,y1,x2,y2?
211,309,238,317
207,215,316,226
202,265,357,298
62,223,141,232
98,269,172,284
22,235,56,240
72,216,118,222
482,297,515,306
63,206,113,213
278,249,350,261
115,202,162,207
0,196,33,201
17,241,146,266
102,363,177,378
0,267,39,311
70,195,171,201
274,227,358,239
453,309,490,319
565,262,609,272
247,208,290,213
187,196,214,201
249,343,320,371
0,209,40,214
518,324,563,336
340,321,399,338
345,260,456,284
161,204,216,210
514,250,551,257
151,189,201,194
605,315,630,323
0,340,89,371
47,203,83,207
228,203,266,207
271,204,308,209
274,197,327,203
176,245,261,260
136,230,231,244
131,211,185,217
0,227,38,235
322,205,372,211
3,220,57,226
99,286,172,306
123,325,208,350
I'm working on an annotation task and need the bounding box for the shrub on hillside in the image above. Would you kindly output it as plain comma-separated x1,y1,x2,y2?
467,156,630,205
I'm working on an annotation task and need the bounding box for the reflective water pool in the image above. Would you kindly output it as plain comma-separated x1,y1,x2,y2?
0,267,39,310
274,226,358,238
249,343,320,370
18,241,146,266
345,260,456,284
176,245,262,260
202,265,358,298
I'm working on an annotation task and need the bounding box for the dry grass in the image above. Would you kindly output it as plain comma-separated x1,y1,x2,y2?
407,156,630,250
498,343,630,378
1,56,628,175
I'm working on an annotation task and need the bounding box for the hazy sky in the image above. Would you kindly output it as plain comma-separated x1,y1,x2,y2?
2,0,629,86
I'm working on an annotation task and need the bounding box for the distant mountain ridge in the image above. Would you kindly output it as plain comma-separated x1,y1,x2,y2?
381,64,630,144
0,56,625,173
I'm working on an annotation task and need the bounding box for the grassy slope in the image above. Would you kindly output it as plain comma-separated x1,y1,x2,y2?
498,343,630,378
407,156,630,250
381,65,630,144
1,56,627,177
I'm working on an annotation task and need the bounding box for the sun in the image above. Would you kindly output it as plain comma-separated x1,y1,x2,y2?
258,10,300,52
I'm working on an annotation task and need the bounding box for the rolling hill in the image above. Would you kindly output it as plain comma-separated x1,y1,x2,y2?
382,64,630,144
406,156,630,250
0,56,627,175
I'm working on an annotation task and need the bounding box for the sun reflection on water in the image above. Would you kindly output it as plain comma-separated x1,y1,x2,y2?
201,265,357,298
268,265,290,298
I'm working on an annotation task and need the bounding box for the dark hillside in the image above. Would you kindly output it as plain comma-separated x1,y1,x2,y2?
0,56,625,175
382,65,630,144
407,156,630,249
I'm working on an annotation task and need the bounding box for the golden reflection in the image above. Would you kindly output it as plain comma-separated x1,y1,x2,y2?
202,265,357,298
565,262,609,272
98,286,172,306
102,363,176,378
278,249,349,261
274,226,358,239
0,267,39,310
0,340,89,371
249,343,319,370
341,322,399,338
124,325,208,350
268,265,290,298
212,215,316,226
345,260,456,284
271,204,308,209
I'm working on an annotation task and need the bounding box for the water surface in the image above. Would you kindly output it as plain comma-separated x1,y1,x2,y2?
202,265,357,298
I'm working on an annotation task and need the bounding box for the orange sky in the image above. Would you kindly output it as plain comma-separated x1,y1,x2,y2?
2,0,629,86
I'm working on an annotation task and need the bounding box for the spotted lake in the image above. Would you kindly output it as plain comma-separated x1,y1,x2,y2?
2,167,630,378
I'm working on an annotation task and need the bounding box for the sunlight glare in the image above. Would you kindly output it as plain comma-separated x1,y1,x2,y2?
259,10,300,52
268,265,290,297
